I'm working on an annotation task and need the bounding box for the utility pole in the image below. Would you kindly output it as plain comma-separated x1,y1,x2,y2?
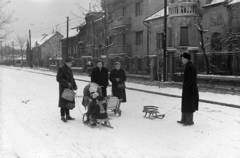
103,0,109,68
66,16,69,58
29,30,32,68
163,0,167,82
12,41,14,66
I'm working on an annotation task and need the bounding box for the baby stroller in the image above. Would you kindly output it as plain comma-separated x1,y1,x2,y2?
106,95,122,116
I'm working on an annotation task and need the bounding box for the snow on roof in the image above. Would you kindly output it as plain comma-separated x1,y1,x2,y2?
203,0,240,7
144,6,168,22
71,22,86,29
228,0,240,5
203,0,224,7
32,33,56,48
62,29,79,40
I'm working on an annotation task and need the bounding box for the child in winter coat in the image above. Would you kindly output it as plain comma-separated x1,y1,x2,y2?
84,95,108,126
82,82,102,109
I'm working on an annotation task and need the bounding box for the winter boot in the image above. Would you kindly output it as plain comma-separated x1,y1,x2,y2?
61,116,67,123
66,115,75,120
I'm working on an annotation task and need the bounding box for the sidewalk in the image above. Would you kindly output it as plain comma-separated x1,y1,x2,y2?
3,66,240,108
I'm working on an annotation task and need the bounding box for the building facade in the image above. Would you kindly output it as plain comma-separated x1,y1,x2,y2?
106,0,164,57
32,32,63,67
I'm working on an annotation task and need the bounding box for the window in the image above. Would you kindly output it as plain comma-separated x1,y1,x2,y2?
122,7,126,17
136,31,143,45
75,45,78,54
168,28,173,47
156,33,163,49
180,27,189,46
211,32,222,51
135,1,143,16
109,36,113,45
108,12,114,21
123,34,126,45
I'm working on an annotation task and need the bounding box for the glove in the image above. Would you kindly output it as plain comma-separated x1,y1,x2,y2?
68,83,72,88
73,86,78,90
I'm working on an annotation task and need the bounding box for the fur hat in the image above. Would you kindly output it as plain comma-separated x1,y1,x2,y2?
180,52,191,60
96,95,105,102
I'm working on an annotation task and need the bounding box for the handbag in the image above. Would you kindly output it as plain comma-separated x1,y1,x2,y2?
117,82,126,89
61,88,76,101
66,102,75,110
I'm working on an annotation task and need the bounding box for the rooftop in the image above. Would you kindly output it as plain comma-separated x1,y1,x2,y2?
144,6,169,22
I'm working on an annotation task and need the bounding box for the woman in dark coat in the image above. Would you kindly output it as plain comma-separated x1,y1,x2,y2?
91,60,109,97
178,52,199,126
56,57,77,122
109,62,127,103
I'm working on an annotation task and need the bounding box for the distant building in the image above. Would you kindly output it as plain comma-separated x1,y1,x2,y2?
61,28,80,66
32,32,63,67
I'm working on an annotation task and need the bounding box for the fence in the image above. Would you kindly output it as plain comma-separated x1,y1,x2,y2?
196,52,240,76
72,56,150,75
172,51,240,82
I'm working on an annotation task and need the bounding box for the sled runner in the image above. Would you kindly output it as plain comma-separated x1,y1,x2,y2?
82,114,113,129
96,118,113,129
106,96,122,116
143,106,165,120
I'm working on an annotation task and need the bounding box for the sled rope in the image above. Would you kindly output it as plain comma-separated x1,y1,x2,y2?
163,102,181,117
75,95,84,115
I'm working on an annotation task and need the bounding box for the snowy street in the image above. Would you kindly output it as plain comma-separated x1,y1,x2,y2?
0,67,240,158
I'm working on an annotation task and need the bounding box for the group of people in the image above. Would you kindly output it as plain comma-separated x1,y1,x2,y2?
56,52,199,127
56,58,127,126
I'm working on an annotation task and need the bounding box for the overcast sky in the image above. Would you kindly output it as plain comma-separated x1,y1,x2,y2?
3,0,94,43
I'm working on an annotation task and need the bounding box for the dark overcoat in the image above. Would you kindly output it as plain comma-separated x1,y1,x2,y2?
109,69,126,102
91,67,109,87
181,61,199,113
56,64,77,108
90,102,108,119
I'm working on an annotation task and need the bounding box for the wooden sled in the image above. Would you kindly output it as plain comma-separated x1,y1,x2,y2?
143,106,165,120
82,114,113,129
96,118,113,129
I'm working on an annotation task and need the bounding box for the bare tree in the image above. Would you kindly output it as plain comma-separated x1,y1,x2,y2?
14,34,27,67
0,0,14,40
74,0,126,67
194,14,211,74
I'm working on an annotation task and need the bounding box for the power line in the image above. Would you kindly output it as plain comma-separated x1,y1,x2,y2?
31,17,83,33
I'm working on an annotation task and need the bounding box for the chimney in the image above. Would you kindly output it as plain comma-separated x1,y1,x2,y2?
89,3,92,12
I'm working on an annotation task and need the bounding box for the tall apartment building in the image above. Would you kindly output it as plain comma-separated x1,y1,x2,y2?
105,0,164,57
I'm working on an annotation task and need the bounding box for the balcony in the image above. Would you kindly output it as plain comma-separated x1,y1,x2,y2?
108,45,131,56
109,17,131,30
169,2,198,17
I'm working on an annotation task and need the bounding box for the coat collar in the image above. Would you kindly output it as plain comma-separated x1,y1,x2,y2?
63,64,71,75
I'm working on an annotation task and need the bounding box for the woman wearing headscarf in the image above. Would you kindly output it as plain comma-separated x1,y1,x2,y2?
109,62,127,105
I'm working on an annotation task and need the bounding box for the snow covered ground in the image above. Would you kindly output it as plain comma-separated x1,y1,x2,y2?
0,67,240,158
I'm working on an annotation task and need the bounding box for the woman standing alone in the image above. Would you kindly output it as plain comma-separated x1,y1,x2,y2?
109,62,127,105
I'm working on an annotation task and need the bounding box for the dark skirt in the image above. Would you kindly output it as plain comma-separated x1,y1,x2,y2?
112,85,126,102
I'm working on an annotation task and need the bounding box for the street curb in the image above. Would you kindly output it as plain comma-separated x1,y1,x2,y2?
3,66,240,109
